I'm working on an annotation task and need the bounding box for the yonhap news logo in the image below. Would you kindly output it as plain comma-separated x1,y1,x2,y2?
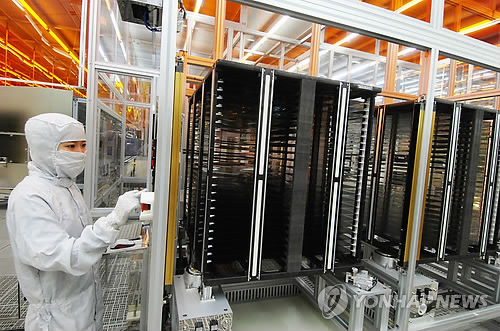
317,284,488,320
317,284,349,318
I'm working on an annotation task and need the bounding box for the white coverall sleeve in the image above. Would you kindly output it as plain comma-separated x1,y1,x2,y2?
11,193,119,276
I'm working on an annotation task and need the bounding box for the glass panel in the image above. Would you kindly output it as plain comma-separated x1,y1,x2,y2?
350,57,376,85
196,67,261,280
318,50,331,78
420,102,454,258
190,22,214,59
126,77,151,103
95,108,123,208
336,95,372,261
331,53,349,80
95,70,153,208
396,65,421,95
98,0,161,68
454,62,470,95
125,106,150,178
435,61,450,98
375,62,386,88
471,66,497,93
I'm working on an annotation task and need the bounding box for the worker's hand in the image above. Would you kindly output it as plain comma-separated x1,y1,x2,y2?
108,190,142,229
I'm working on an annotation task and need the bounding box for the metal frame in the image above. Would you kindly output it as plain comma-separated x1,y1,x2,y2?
248,68,275,280
146,0,178,329
324,81,350,272
232,0,500,71
84,1,172,330
437,102,461,260
480,113,500,256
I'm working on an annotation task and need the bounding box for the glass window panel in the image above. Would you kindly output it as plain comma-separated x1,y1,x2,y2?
331,53,349,80
454,62,470,95
375,62,386,88
95,109,123,208
350,57,376,85
466,98,496,109
127,77,151,103
435,62,450,97
471,66,497,94
125,107,150,178
94,70,153,208
318,50,331,78
191,22,214,58
396,65,421,95
98,0,161,68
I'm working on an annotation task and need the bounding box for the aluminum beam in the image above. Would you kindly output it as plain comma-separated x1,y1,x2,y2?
146,0,178,329
232,0,500,71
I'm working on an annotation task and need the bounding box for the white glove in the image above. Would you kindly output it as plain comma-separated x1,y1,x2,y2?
107,190,142,229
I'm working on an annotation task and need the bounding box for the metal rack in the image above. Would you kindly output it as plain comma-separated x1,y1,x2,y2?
367,100,500,266
182,60,379,285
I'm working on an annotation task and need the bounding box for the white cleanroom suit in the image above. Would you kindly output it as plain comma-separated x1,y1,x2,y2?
7,113,141,331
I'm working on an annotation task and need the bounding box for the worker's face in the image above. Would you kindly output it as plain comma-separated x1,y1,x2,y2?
57,141,87,153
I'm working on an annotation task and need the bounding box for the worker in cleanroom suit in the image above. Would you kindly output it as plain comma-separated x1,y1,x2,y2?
6,113,142,331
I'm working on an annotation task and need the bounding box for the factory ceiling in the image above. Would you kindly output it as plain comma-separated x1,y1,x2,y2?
0,0,498,95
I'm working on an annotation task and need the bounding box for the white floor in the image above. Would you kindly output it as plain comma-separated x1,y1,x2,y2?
231,296,339,331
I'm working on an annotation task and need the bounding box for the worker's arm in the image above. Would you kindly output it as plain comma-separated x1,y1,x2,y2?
8,192,118,276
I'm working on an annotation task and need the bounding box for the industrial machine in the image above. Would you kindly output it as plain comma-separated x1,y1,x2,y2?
367,99,500,266
174,60,500,331
182,60,379,286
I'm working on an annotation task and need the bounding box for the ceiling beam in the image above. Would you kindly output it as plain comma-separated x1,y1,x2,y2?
231,0,500,70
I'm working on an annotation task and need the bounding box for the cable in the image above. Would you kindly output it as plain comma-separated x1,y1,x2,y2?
178,0,187,19
143,9,161,32
367,278,378,291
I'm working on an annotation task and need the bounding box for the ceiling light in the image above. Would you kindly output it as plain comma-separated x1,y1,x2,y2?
0,39,84,96
15,0,80,64
395,0,423,14
41,38,51,46
25,14,42,37
459,19,500,35
332,62,376,80
242,16,289,61
287,49,329,72
194,0,204,14
53,47,72,59
334,33,358,47
11,0,25,12
398,47,417,57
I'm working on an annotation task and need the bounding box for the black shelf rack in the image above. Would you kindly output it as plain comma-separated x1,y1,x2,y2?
367,99,500,266
182,60,380,285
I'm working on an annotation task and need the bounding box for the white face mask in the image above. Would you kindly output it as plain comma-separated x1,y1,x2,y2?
54,151,87,179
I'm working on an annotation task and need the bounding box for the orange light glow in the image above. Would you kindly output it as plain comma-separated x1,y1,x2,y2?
0,40,85,97
459,19,500,34
15,0,80,65
395,0,423,13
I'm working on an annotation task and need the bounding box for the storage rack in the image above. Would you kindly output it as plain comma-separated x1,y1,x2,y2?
367,100,500,266
183,60,379,285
